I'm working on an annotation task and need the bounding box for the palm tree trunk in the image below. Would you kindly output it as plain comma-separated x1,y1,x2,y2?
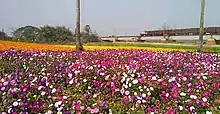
198,0,205,52
76,0,84,50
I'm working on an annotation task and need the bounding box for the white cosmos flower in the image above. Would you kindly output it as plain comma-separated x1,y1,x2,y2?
168,79,172,82
55,101,62,107
38,86,43,90
150,87,154,91
165,93,169,97
202,97,207,102
124,73,128,78
88,86,91,89
121,78,125,83
140,89,143,92
178,106,183,110
89,66,93,70
49,104,53,107
124,85,128,89
132,79,138,84
206,111,212,114
45,110,53,114
142,93,146,97
137,100,141,104
142,100,147,103
177,83,181,87
126,78,130,82
187,83,192,87
134,92,138,96
131,74,135,77
57,107,63,111
146,88,150,91
2,92,6,95
203,76,208,80
138,86,142,89
180,92,186,96
100,73,105,76
128,83,132,87
69,79,74,85
152,76,157,80
83,79,87,82
190,95,197,99
125,91,130,95
63,96,67,99
46,82,49,86
93,94,98,98
49,85,53,88
8,108,12,113
182,77,187,81
41,91,46,96
147,92,151,96
150,112,155,114
33,95,37,97
169,69,172,72
32,77,37,82
144,86,147,89
190,106,195,111
13,101,19,106
57,111,63,114
109,109,113,114
51,88,56,94
68,73,73,78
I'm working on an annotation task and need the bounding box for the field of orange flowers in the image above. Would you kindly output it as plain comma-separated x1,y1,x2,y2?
0,40,190,52
0,40,75,51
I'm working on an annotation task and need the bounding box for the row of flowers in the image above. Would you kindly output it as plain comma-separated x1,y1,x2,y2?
0,40,192,52
0,49,219,113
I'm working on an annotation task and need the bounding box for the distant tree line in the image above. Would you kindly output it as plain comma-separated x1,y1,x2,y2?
0,25,100,44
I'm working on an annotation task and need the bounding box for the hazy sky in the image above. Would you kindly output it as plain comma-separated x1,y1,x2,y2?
1,0,220,36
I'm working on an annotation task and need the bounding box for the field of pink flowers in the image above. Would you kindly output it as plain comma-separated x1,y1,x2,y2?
0,49,220,114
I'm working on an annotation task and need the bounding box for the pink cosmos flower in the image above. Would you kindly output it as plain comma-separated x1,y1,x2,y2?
171,87,179,99
123,96,130,105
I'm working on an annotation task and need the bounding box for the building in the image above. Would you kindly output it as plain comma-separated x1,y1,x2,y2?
100,27,220,44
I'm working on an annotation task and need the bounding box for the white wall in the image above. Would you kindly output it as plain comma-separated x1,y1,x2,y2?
100,35,220,42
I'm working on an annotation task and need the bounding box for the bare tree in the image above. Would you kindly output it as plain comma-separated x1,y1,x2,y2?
75,0,84,50
162,22,170,40
198,0,205,52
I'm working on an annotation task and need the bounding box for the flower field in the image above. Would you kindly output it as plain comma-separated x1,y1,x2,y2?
0,40,190,52
0,40,220,113
0,48,220,114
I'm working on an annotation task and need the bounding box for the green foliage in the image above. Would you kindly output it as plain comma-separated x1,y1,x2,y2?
0,57,15,74
12,26,40,42
38,25,74,43
8,25,99,44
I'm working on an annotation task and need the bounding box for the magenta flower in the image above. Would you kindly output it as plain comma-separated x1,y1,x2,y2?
123,96,130,105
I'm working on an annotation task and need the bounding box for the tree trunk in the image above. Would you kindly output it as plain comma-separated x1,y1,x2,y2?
198,0,205,52
75,0,84,50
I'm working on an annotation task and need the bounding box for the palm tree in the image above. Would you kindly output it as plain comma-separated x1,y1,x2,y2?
75,0,84,50
198,0,205,52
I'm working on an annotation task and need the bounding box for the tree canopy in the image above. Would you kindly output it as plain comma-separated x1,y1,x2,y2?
8,25,100,44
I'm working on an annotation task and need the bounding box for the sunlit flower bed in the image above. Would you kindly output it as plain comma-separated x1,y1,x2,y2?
0,41,74,51
0,40,190,52
0,49,219,114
